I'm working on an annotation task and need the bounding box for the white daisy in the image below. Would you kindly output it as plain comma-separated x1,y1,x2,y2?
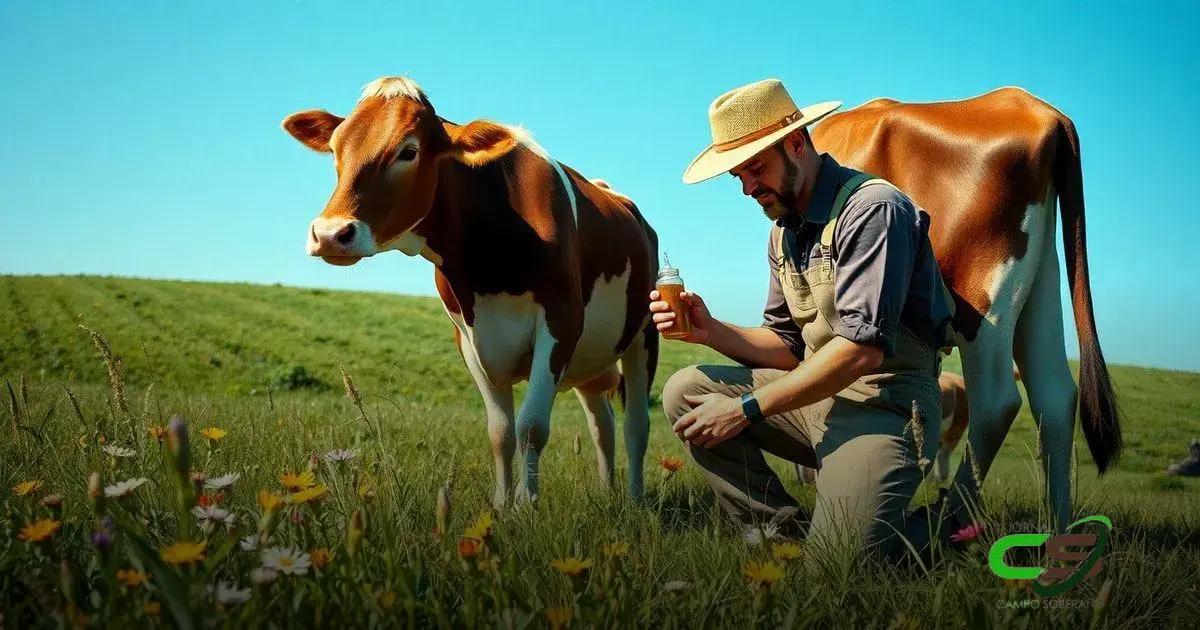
260,547,311,576
239,533,260,551
321,449,358,463
742,522,780,547
204,472,241,490
101,444,136,458
192,505,236,532
210,581,252,605
249,567,278,585
104,477,149,498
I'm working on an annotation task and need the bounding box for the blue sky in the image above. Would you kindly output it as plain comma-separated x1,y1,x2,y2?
1,1,1198,371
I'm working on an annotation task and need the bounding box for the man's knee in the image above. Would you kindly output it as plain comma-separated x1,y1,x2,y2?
661,364,711,420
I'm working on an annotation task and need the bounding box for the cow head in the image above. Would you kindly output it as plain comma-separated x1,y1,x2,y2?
282,77,520,265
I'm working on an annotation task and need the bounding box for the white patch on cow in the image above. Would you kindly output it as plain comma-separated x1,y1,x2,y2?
983,194,1049,326
448,292,540,388
562,260,632,386
359,76,425,102
505,125,579,227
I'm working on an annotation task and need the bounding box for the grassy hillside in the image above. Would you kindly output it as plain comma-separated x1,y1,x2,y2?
2,274,1198,627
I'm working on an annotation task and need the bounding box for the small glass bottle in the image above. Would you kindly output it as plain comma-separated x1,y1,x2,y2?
656,254,693,340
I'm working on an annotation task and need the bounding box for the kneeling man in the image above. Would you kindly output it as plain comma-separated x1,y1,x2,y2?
653,79,953,560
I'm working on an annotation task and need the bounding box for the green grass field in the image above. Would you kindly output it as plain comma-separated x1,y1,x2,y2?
2,274,1198,628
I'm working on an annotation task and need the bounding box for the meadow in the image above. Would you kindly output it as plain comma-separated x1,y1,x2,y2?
2,274,1198,628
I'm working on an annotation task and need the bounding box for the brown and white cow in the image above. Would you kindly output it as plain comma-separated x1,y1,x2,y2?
812,87,1121,529
281,77,659,505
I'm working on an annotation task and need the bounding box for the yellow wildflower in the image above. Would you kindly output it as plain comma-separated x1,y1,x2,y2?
199,427,227,441
546,605,574,629
601,541,629,558
147,426,167,442
17,518,60,543
310,547,333,569
257,489,285,512
742,560,786,587
161,540,206,565
463,512,494,541
117,568,148,588
280,470,315,492
12,480,43,496
289,484,328,504
142,601,161,616
550,556,593,577
772,542,803,561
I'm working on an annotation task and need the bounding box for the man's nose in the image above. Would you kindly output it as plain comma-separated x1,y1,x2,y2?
307,217,359,255
739,176,755,197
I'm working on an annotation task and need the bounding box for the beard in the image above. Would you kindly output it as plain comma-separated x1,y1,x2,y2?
755,145,802,221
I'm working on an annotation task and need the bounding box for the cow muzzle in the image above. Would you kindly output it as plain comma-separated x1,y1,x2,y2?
307,217,375,265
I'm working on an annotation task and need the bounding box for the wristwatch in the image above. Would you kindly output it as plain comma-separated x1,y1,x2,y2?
740,392,766,425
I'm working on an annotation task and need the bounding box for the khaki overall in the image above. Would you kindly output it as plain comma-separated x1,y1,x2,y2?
661,172,945,561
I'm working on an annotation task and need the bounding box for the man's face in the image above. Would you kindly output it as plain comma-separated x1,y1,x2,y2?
730,141,802,221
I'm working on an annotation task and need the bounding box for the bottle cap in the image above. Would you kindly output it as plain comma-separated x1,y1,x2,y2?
657,252,682,284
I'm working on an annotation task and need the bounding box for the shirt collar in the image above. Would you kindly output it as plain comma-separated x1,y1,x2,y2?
777,153,844,232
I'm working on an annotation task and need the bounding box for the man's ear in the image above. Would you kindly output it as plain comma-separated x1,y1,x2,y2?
281,110,344,153
447,120,519,166
781,128,809,159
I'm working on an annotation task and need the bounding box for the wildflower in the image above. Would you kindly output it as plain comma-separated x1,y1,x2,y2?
463,512,494,542
310,547,333,569
546,605,574,630
773,542,803,561
41,493,64,513
659,456,685,473
550,556,593,577
148,425,167,443
161,540,207,565
142,601,161,616
91,517,115,552
258,489,285,512
240,533,260,551
101,444,136,458
117,568,147,588
321,449,358,463
261,547,311,576
601,541,629,558
280,470,315,492
250,567,278,586
950,522,986,544
662,580,690,595
289,484,328,504
212,581,252,605
12,480,43,496
197,491,226,508
18,518,61,543
290,510,307,526
192,505,236,531
205,473,240,490
378,589,397,610
199,427,227,442
457,537,482,559
742,560,786,588
104,477,149,498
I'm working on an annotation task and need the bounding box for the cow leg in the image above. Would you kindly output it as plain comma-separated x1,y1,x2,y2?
573,367,619,490
461,340,517,509
515,324,562,504
1014,198,1077,531
619,329,654,500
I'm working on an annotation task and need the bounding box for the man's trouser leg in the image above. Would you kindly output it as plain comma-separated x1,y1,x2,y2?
660,364,819,528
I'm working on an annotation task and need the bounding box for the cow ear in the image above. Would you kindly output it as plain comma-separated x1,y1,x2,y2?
281,109,344,153
447,120,519,166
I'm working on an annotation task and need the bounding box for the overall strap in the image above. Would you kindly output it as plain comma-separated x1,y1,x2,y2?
820,173,896,248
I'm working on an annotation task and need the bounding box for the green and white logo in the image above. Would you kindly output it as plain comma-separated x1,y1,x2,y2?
987,515,1112,597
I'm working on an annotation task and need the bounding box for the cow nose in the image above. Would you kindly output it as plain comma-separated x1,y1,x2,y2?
334,222,355,245
308,217,367,256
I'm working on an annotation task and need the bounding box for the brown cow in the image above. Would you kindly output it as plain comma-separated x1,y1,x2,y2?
812,87,1121,529
281,77,659,506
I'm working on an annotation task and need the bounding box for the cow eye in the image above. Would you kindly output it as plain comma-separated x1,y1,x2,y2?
395,146,418,162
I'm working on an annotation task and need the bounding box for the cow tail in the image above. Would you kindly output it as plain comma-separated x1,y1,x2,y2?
1056,117,1122,473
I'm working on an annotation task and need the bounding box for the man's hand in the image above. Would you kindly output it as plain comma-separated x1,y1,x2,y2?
649,289,714,344
672,392,749,448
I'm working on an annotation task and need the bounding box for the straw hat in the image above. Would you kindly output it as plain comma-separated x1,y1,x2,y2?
682,79,841,184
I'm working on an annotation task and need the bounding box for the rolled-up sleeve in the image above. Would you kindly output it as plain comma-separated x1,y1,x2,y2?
831,201,918,356
763,230,806,359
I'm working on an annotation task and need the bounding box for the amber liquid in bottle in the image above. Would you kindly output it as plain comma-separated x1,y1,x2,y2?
656,255,692,340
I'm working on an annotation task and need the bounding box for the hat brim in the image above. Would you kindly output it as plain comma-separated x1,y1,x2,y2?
681,101,842,184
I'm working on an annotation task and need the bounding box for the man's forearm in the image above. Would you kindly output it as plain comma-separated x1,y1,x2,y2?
705,320,801,370
753,336,883,416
